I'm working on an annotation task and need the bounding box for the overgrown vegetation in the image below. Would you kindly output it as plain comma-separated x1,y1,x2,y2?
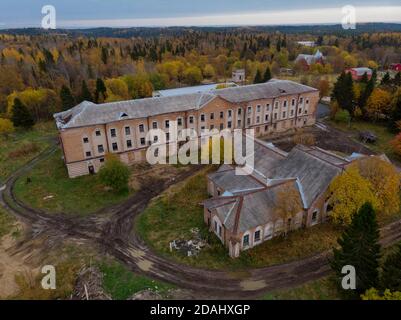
99,261,172,300
13,149,132,215
0,121,56,183
137,168,342,270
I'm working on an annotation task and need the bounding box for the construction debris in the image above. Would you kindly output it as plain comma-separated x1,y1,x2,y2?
72,266,111,300
169,228,207,257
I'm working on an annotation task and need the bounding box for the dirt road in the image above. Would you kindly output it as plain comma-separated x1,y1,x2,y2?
1,130,401,299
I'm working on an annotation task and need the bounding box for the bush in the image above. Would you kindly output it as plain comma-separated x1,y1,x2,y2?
98,154,130,193
334,109,351,124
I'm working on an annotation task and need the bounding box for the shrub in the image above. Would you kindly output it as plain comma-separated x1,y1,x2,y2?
334,109,351,124
98,154,130,193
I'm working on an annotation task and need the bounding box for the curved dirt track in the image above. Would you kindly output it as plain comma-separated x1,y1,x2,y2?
2,143,401,299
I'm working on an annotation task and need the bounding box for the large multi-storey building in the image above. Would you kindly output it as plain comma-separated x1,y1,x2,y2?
54,79,319,178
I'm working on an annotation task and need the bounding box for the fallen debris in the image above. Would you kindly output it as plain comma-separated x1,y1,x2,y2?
72,266,111,300
169,228,207,257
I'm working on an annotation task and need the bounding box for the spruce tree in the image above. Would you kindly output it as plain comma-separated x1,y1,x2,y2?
263,66,272,82
95,78,107,103
391,88,401,131
380,243,401,292
80,80,93,102
332,72,355,116
381,72,391,85
394,72,401,87
11,98,35,129
330,202,381,295
254,69,263,84
359,77,375,117
60,85,75,111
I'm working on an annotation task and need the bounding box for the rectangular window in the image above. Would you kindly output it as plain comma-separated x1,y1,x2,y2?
201,114,205,122
227,121,232,128
266,104,270,111
218,226,222,237
165,120,170,128
274,113,278,120
243,235,249,247
210,113,214,120
153,136,158,143
125,126,131,135
275,101,279,109
228,110,232,118
292,99,296,106
238,108,242,115
189,116,194,124
247,107,252,114
306,99,310,105
126,140,132,148
139,124,144,133
140,137,146,145
291,110,294,116
214,221,217,232
112,142,118,151
219,123,224,130
152,122,158,129
237,120,241,127
247,118,251,125
255,230,261,242
166,132,170,141
85,151,91,157
100,158,105,163
83,137,89,143
98,145,104,153
282,112,286,118
257,105,261,112
95,130,101,136
299,108,302,114
110,129,116,137
177,118,182,126
256,116,260,124
220,111,224,119
265,125,268,131
300,97,304,104
283,101,287,107
265,114,269,122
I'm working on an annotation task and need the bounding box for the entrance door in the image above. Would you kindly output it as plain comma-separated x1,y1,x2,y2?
88,165,95,174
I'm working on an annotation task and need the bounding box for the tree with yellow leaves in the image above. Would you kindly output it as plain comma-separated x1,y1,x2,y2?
0,118,15,138
355,157,400,216
274,185,303,235
365,88,392,121
328,166,379,225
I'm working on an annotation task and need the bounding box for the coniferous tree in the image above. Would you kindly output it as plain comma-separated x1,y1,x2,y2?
393,72,401,87
359,77,375,117
330,202,381,295
381,72,391,86
60,85,75,111
380,243,401,292
80,80,93,102
263,66,272,82
253,69,263,84
11,98,35,129
390,88,401,131
332,72,356,117
95,78,107,103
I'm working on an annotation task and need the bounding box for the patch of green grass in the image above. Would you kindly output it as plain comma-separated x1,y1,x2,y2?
137,168,342,270
99,261,173,300
262,276,341,300
0,122,57,183
13,149,132,216
328,120,398,160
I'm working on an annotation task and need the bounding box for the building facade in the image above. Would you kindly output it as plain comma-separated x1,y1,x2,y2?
54,80,319,178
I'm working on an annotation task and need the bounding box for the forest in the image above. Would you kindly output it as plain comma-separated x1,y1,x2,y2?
0,25,401,124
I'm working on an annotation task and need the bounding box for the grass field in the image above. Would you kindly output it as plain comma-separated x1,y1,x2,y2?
0,122,57,183
13,149,133,216
262,276,341,300
136,167,342,270
328,120,399,160
0,206,17,239
99,261,173,300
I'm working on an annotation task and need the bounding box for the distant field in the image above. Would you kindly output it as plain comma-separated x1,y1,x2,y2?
0,122,57,183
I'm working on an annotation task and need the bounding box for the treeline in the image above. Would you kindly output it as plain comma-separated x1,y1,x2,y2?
0,30,400,122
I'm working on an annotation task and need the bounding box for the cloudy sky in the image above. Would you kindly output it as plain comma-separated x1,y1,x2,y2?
0,0,400,28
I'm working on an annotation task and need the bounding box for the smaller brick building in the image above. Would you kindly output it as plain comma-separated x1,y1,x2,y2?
203,142,375,258
345,67,373,81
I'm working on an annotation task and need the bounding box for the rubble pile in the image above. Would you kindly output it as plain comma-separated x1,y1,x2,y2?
169,228,207,257
72,266,111,300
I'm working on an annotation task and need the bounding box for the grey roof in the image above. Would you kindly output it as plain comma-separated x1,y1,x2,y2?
54,80,317,129
153,82,237,97
269,146,345,208
208,166,265,194
350,67,372,76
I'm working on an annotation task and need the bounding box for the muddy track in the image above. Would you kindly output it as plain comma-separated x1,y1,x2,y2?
2,141,401,299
